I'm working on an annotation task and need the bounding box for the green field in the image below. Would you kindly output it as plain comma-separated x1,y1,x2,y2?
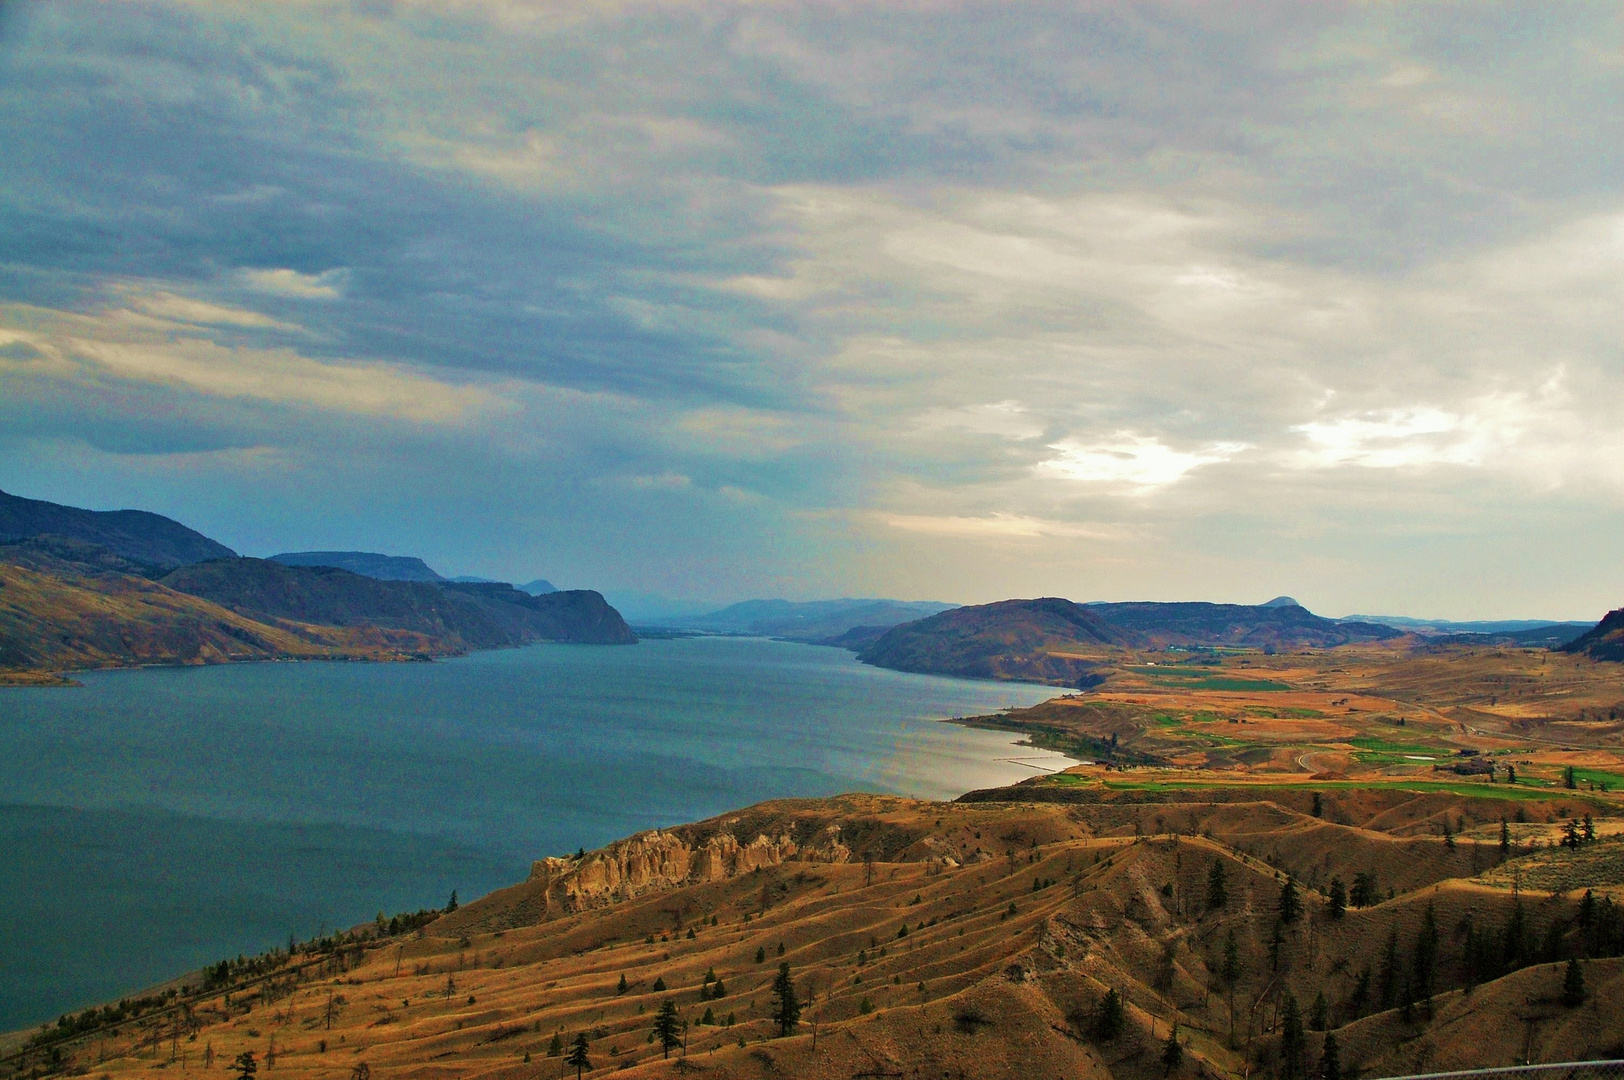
1349,735,1440,754
1085,777,1569,800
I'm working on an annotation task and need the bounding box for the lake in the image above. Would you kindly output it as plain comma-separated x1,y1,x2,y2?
0,636,1061,1030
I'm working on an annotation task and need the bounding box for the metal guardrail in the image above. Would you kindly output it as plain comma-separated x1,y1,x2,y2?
1381,1061,1624,1080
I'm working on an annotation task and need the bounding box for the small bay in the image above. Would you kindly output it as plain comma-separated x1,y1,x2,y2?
0,636,1060,1030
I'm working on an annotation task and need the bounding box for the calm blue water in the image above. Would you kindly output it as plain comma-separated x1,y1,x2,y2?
0,637,1059,1030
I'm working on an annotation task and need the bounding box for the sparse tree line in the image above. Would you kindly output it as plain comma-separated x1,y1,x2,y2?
18,900,451,1063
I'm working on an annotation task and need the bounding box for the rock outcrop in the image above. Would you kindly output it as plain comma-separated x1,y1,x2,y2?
528,823,851,914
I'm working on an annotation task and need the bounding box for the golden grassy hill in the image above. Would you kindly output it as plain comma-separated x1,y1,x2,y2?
0,559,445,681
17,784,1624,1080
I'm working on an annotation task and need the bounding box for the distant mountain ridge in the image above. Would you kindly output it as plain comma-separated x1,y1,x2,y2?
0,493,634,680
1341,613,1593,635
271,551,445,582
0,488,235,568
674,598,957,641
857,596,1402,686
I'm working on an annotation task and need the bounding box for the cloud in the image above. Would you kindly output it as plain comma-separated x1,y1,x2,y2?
116,288,304,332
237,268,347,299
1038,435,1249,493
0,301,499,424
1291,407,1485,471
880,513,1115,542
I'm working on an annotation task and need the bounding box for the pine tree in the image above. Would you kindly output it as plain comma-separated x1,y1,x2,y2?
754,946,765,964
1500,819,1511,858
652,1000,682,1058
1279,877,1301,924
1094,988,1124,1040
1279,992,1305,1080
565,1033,591,1079
1311,792,1323,818
1320,1033,1341,1080
1327,877,1346,920
1506,764,1517,784
1564,765,1577,789
1414,903,1439,1012
616,973,627,994
770,962,800,1036
711,977,726,998
1161,1022,1183,1074
234,1052,257,1080
1378,930,1400,1008
445,890,458,913
1222,929,1240,986
1562,958,1586,1007
547,1033,563,1057
700,1007,715,1026
1206,859,1228,911
1310,990,1328,1031
651,975,666,992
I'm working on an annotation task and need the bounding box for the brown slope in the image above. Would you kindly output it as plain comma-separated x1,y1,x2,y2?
162,558,636,647
29,789,1624,1080
858,597,1142,686
0,560,442,677
1562,606,1624,662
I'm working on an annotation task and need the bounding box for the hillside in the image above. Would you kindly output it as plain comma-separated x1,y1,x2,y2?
1086,601,1400,648
858,597,1140,685
163,559,636,647
1562,607,1624,663
269,551,446,582
677,598,958,641
0,488,234,568
855,598,1402,684
0,553,443,677
21,781,1624,1080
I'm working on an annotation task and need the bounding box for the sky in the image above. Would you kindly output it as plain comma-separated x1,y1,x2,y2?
1,1,1622,619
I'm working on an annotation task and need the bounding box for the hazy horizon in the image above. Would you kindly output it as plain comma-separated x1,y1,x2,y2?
4,2,1623,621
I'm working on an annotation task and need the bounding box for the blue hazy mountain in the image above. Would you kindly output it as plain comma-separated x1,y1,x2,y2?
269,551,445,582
0,488,235,569
674,598,959,641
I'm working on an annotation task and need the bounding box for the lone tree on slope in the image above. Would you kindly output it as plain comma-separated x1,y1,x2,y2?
233,1052,257,1080
653,1000,683,1059
1279,876,1302,924
771,962,801,1036
565,1033,591,1080
1094,988,1125,1040
1206,859,1228,911
1562,958,1587,1007
1161,1022,1183,1074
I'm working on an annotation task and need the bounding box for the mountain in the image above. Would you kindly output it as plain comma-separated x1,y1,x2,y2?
1559,606,1624,662
857,597,1401,684
1343,613,1595,636
163,559,636,647
0,494,635,681
269,550,445,582
0,488,235,569
0,542,444,676
857,597,1138,686
676,597,958,640
1261,595,1302,607
1086,601,1401,647
519,578,557,595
